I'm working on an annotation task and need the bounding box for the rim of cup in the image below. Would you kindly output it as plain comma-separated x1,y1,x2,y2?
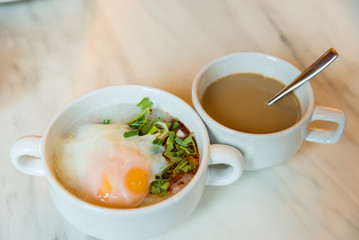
192,52,315,137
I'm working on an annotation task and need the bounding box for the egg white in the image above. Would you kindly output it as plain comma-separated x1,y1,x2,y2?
54,123,168,207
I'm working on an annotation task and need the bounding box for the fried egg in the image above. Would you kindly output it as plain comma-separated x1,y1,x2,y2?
54,123,168,208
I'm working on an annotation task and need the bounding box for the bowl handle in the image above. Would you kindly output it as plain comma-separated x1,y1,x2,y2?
10,136,45,176
206,144,244,186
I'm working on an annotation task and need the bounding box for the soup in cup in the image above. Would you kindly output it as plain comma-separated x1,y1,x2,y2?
192,52,346,170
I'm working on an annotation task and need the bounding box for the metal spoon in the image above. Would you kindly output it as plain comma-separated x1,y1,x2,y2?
267,48,338,105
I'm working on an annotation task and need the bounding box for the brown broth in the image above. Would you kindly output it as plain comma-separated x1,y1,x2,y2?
201,73,302,134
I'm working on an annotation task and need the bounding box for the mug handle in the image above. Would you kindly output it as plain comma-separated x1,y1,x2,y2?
206,144,245,186
305,106,346,144
10,136,45,176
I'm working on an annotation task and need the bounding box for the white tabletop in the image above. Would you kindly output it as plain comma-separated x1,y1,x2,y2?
1,0,359,239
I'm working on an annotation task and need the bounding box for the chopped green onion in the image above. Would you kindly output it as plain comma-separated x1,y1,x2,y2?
123,129,139,138
178,146,191,154
183,133,194,145
164,131,175,152
178,160,188,170
161,181,170,190
148,125,158,134
174,150,185,156
139,123,152,135
165,154,182,163
153,138,164,145
150,179,170,196
175,133,197,154
129,122,143,128
184,132,197,154
162,161,175,173
171,121,180,130
180,163,193,173
175,137,187,147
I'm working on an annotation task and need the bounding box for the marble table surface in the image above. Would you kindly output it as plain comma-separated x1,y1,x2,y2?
1,0,359,239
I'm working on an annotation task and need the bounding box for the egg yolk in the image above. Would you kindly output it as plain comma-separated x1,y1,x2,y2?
125,168,149,194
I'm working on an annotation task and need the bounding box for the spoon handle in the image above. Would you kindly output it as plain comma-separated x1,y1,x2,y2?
267,48,338,105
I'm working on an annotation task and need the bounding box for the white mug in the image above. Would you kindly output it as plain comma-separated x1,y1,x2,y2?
192,52,346,171
10,85,244,240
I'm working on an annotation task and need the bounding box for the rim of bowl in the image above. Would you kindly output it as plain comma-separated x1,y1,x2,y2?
42,84,211,214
